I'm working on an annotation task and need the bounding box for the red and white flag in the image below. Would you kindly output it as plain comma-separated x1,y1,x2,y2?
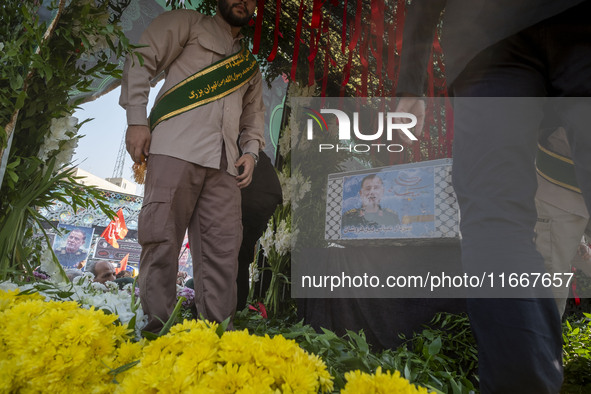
101,208,128,249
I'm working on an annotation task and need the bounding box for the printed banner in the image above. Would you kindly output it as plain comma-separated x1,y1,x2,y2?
94,238,141,265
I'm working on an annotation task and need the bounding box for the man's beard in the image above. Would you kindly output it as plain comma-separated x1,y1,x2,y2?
218,0,253,27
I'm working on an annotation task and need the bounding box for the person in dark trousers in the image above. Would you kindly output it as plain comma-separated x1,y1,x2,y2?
237,151,282,310
396,1,591,392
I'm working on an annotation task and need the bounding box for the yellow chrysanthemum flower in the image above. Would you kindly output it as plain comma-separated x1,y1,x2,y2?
0,290,134,393
116,323,222,393
342,367,430,394
202,363,254,392
218,329,258,365
116,321,334,393
280,362,320,393
169,318,218,334
1,290,339,393
114,340,144,366
0,288,44,310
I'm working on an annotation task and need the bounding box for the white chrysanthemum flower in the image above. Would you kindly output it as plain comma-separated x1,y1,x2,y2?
0,281,19,292
0,42,4,52
90,281,108,292
105,281,119,292
74,272,95,285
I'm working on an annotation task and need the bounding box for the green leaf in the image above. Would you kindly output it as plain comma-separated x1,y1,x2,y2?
404,361,412,380
157,297,185,337
346,330,369,353
55,291,75,298
428,336,442,356
450,378,462,394
215,318,231,337
12,74,24,90
141,331,158,340
126,314,137,332
109,360,140,376
8,171,18,183
15,91,27,110
423,385,446,394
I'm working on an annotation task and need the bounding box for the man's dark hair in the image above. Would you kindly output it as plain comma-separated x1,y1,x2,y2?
69,229,86,242
360,174,383,188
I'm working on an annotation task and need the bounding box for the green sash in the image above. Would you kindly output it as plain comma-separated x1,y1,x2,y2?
149,42,258,131
536,143,581,193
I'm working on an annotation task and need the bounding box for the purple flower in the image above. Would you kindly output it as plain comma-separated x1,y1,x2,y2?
33,271,49,280
177,287,195,308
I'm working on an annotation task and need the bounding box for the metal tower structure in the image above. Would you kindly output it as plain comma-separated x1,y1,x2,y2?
112,131,126,179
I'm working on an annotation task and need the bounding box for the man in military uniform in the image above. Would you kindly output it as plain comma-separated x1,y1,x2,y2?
55,229,88,269
342,174,400,229
535,127,591,315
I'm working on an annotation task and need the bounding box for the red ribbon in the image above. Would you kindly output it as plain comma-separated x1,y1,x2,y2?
252,0,265,54
347,0,362,51
290,0,306,81
267,0,282,61
311,0,324,29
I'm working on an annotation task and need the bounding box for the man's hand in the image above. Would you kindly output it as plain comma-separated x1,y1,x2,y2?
126,125,151,163
394,95,426,145
235,154,255,189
